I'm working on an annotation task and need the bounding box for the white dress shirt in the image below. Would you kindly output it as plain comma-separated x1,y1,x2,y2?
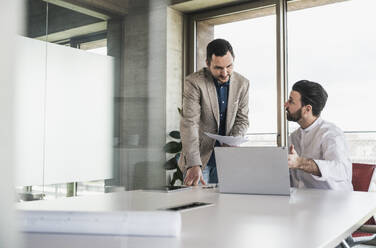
289,117,353,191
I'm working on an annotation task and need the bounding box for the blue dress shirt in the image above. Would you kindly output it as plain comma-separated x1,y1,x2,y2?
206,77,229,168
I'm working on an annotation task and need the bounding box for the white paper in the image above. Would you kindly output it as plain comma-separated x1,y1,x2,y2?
18,210,181,237
204,132,248,146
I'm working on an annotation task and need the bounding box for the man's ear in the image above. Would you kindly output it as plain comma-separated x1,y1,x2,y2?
206,59,210,67
304,105,312,113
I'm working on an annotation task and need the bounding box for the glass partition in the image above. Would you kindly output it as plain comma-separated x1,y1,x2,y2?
17,0,119,200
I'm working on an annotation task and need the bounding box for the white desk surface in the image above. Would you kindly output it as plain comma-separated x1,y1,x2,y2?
18,188,376,248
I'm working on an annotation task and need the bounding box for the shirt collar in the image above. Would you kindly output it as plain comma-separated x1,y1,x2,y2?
301,116,323,133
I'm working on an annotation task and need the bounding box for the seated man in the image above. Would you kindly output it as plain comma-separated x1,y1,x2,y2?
285,80,353,190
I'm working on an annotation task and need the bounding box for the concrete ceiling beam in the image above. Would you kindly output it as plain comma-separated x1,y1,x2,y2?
169,0,254,13
43,0,128,20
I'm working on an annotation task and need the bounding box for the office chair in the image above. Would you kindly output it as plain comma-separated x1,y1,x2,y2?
349,163,376,247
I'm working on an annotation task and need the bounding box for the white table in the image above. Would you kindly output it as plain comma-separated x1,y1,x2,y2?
18,188,376,248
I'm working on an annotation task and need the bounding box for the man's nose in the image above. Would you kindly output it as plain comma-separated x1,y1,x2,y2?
220,69,228,77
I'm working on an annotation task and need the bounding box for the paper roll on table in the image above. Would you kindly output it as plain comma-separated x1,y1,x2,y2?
18,210,181,237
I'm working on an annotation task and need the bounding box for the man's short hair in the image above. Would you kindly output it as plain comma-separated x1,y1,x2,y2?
206,39,234,64
292,80,328,117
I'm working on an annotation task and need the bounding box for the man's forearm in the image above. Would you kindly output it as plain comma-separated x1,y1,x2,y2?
180,114,201,167
297,157,321,177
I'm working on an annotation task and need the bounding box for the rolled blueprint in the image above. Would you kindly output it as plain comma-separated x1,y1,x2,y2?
18,210,181,237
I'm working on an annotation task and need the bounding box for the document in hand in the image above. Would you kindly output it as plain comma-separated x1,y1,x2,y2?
204,132,248,146
18,210,181,237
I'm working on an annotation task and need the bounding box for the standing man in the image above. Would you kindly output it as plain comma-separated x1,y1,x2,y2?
285,80,353,190
179,39,250,186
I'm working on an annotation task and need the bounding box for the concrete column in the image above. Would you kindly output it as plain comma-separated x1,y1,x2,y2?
196,21,214,70
119,0,169,190
166,7,183,136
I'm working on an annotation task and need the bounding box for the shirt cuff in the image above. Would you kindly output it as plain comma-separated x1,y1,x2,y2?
313,159,329,181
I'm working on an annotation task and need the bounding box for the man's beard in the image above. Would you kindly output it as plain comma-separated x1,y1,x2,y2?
215,73,231,83
286,107,302,122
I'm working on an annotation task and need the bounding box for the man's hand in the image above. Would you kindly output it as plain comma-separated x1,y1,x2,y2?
288,144,321,176
184,165,206,186
288,144,300,169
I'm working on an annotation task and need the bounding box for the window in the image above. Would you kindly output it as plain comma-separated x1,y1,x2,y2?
288,0,376,163
197,4,277,146
195,0,376,160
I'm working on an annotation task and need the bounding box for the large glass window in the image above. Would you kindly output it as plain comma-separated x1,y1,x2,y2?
214,16,276,135
196,0,376,159
288,0,376,163
197,4,277,146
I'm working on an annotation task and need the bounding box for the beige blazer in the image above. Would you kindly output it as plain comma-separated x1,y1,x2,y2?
178,68,249,172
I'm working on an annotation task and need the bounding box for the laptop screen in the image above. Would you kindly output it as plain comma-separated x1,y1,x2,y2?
214,147,290,196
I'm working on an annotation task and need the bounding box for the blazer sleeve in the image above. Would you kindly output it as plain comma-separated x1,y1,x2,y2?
180,78,202,168
230,80,250,136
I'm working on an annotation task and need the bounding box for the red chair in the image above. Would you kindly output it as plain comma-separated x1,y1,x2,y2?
353,163,376,192
350,163,376,246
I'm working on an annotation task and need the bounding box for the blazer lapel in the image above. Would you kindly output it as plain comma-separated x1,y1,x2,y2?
204,70,220,129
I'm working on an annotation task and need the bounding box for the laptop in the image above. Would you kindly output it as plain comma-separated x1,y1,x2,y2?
214,146,291,196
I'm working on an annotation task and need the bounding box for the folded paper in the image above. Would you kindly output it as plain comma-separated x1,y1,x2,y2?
204,132,248,146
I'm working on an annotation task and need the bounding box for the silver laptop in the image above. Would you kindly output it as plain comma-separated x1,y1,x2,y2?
214,147,290,196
